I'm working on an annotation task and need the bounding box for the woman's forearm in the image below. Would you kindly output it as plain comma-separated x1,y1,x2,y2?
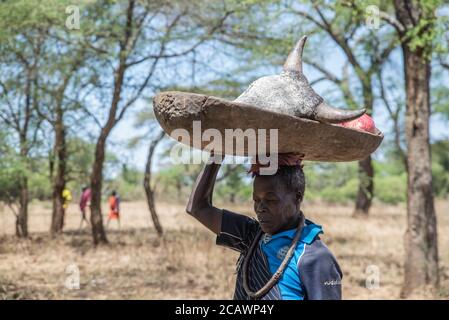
186,162,221,215
186,154,226,235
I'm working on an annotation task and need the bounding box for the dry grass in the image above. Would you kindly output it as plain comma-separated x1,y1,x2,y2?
1,199,449,300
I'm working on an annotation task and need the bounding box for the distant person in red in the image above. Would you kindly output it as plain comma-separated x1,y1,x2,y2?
79,186,91,229
107,190,121,229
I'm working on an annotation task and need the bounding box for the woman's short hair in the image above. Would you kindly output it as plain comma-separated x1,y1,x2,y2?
274,165,306,203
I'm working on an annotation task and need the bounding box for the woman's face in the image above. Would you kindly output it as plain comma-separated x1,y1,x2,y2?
253,175,301,235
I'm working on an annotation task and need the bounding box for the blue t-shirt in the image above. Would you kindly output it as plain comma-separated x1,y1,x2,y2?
260,220,324,299
216,209,343,300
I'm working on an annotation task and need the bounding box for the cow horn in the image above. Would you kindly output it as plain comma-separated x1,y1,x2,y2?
315,101,366,124
283,35,307,74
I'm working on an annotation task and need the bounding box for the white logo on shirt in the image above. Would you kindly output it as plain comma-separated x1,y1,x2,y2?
263,234,272,244
324,280,342,286
276,246,290,260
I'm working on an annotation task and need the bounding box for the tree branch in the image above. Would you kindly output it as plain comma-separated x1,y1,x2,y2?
379,11,406,34
377,69,406,167
125,9,234,68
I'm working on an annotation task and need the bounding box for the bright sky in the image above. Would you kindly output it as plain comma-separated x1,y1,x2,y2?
107,31,449,175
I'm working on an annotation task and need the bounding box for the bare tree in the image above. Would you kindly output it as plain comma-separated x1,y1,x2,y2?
143,130,165,237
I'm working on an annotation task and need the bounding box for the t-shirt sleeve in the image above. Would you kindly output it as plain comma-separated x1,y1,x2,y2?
216,209,259,253
298,240,343,300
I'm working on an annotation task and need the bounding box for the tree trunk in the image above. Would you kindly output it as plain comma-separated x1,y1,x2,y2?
90,134,108,245
392,0,439,298
353,155,374,217
354,85,374,216
176,181,182,201
400,45,439,297
16,176,29,238
143,131,165,237
16,138,29,238
50,108,67,236
87,0,137,245
49,150,54,181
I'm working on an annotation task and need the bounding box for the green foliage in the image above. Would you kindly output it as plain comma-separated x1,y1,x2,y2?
301,159,408,205
215,165,249,203
1,0,449,216
105,166,145,201
28,166,52,201
406,17,438,59
433,80,449,119
318,178,359,203
156,164,201,201
0,0,72,36
0,159,23,204
0,134,26,204
374,174,407,204
303,162,359,204
66,137,96,188
432,140,449,197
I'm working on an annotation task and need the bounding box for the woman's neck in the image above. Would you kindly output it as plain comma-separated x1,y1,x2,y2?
278,213,303,233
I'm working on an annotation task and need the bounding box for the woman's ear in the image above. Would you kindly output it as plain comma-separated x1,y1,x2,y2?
296,191,303,210
295,192,303,204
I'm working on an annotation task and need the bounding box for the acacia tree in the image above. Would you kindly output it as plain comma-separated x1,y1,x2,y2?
0,130,23,224
47,62,78,236
33,32,92,236
391,0,441,297
0,0,89,237
137,85,243,237
341,0,444,298
0,30,45,237
213,0,397,215
217,0,444,295
346,0,444,297
130,107,168,237
77,0,237,245
143,130,166,236
290,1,398,216
300,0,443,298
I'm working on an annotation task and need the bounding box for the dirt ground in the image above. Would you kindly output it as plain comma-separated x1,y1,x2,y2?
1,199,448,300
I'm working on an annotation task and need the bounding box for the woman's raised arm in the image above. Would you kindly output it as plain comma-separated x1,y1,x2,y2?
186,154,225,235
